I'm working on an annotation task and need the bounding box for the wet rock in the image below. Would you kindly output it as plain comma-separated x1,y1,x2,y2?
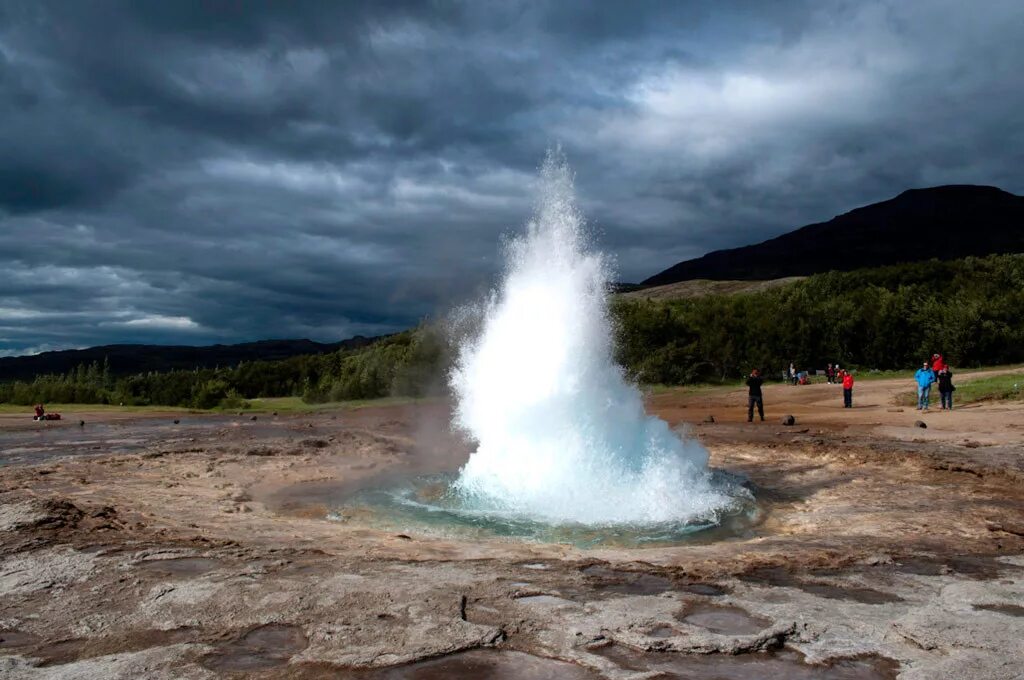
675,602,771,635
782,415,796,426
703,415,716,424
0,629,42,649
915,420,928,428
79,420,85,427
251,415,258,421
173,419,180,424
202,624,308,672
301,438,330,449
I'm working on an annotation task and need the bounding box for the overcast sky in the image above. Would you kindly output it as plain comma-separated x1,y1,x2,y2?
2,1,1023,356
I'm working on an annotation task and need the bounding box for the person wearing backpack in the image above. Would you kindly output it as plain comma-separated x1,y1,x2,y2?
937,367,955,410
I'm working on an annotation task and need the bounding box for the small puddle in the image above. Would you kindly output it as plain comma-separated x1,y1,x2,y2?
974,603,1024,617
895,554,1014,580
137,557,223,576
740,568,902,604
581,565,675,595
0,630,42,648
344,649,602,679
648,625,676,638
675,602,771,635
592,644,899,679
794,583,903,605
680,582,727,597
34,629,196,666
202,624,308,672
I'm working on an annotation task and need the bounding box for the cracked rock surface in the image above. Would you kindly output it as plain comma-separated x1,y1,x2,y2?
1,375,1023,678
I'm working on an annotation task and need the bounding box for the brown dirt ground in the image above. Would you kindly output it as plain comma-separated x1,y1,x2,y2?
1,372,1022,679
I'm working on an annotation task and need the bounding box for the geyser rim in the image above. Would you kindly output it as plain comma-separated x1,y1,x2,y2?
327,470,763,549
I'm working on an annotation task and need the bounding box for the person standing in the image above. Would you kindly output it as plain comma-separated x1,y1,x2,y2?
915,361,937,411
746,369,765,422
789,363,797,386
842,371,854,408
937,367,955,410
826,363,835,384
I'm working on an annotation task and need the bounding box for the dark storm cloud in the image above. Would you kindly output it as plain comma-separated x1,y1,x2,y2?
1,0,1023,355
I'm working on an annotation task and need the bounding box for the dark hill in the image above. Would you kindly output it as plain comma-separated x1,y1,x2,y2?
643,185,1024,285
0,337,378,382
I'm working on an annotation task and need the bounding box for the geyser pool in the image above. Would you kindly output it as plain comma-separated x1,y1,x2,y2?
324,150,752,545
332,471,759,548
445,150,747,527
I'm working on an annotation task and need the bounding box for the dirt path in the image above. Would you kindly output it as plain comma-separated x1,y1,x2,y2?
651,368,1024,446
1,387,1022,679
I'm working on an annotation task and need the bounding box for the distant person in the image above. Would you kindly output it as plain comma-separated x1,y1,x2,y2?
915,361,937,411
789,363,797,386
826,363,835,384
34,404,44,420
937,367,955,410
842,371,854,408
931,353,946,373
746,369,765,422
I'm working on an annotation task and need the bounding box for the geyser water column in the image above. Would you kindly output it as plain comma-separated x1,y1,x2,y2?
449,151,738,526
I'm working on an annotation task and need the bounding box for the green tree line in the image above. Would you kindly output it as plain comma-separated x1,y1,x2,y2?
0,327,448,409
3,254,1023,407
613,254,1024,383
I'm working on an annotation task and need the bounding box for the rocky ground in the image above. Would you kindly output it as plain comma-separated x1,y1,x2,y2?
1,374,1022,679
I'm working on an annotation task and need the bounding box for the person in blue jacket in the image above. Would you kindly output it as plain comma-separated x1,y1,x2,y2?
914,361,937,411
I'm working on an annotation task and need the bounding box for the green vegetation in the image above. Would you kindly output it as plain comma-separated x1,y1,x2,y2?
0,402,195,415
0,327,448,410
3,254,1024,408
952,373,1024,403
896,371,1024,407
612,254,1024,383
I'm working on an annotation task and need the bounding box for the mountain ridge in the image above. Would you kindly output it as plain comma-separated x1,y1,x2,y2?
643,185,1024,285
0,336,380,382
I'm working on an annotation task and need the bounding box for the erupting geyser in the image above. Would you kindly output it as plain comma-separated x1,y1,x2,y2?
449,150,739,526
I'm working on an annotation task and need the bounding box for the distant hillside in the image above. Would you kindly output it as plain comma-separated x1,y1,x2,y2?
0,337,378,382
644,185,1024,286
622,277,804,301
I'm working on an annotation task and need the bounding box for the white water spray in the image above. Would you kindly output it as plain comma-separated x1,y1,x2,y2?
449,150,736,525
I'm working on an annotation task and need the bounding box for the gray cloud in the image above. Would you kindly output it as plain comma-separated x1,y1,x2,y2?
1,0,1023,355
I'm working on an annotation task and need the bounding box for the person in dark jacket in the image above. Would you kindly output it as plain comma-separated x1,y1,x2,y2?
746,369,764,422
937,367,955,410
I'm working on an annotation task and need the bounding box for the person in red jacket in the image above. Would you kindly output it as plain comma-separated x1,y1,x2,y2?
931,353,946,373
842,372,854,408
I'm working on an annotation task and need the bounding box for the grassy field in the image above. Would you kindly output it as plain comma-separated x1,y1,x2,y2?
245,396,427,413
4,366,1021,415
895,371,1024,407
0,396,428,416
0,403,196,415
